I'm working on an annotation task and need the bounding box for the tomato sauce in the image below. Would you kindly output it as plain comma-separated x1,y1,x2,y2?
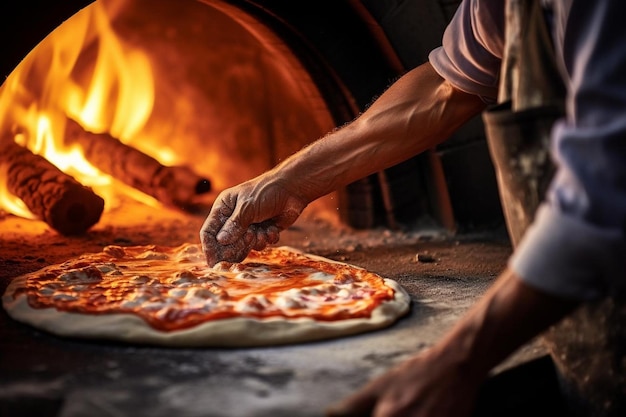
13,244,396,331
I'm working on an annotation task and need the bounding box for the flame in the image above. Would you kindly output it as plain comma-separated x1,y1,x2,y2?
0,0,163,219
0,164,34,220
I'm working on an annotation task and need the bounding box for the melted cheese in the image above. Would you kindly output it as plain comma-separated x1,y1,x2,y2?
12,244,395,331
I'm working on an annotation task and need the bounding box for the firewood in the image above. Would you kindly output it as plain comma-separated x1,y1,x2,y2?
64,119,211,209
0,140,105,235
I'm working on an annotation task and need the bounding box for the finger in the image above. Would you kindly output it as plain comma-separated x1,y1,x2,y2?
201,203,227,237
216,218,246,245
216,198,257,245
266,225,280,245
200,217,224,266
201,241,220,267
326,388,378,417
251,229,269,251
200,194,238,265
217,230,256,264
243,228,256,246
205,192,242,245
372,395,414,417
220,243,250,263
253,223,280,249
201,242,217,266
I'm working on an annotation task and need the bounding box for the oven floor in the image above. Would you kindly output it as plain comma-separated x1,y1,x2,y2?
0,204,570,417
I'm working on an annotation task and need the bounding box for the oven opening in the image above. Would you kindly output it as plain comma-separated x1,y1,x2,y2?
1,3,566,417
0,0,504,239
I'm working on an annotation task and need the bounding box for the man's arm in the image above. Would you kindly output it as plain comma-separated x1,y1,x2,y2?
277,62,487,203
327,268,580,417
201,62,486,265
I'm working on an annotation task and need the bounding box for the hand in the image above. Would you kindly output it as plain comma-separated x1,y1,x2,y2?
200,175,308,266
326,347,483,417
326,268,579,417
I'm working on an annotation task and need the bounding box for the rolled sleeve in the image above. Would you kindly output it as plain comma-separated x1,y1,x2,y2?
429,0,504,102
510,205,626,300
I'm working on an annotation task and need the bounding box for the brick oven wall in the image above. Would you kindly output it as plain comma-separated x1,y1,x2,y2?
362,0,505,231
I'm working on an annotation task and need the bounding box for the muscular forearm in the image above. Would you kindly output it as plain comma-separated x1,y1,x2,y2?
432,268,580,379
273,62,486,203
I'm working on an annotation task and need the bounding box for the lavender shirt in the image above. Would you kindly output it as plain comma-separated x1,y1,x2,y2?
429,0,626,300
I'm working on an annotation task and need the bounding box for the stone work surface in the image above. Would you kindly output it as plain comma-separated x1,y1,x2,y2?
0,205,557,417
544,298,626,417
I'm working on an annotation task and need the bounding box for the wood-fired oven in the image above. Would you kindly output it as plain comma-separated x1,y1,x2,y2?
0,0,504,237
0,2,567,417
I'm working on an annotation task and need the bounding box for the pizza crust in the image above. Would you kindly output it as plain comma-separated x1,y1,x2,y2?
3,277,409,347
2,245,411,347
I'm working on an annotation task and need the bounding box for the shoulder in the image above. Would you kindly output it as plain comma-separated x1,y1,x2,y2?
429,0,504,101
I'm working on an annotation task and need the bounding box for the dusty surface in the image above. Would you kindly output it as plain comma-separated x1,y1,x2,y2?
0,203,552,417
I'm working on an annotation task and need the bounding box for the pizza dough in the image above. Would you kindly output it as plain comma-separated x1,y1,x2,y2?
2,244,410,347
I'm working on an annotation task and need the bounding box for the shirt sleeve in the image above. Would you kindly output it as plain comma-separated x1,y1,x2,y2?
428,0,504,102
510,0,626,300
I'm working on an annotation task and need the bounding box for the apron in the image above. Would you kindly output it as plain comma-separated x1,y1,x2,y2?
481,0,626,415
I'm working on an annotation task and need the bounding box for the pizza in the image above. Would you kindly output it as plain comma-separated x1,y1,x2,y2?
2,244,410,347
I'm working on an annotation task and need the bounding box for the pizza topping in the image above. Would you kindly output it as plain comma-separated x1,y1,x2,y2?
334,273,355,285
309,271,335,281
175,243,205,263
186,287,218,300
137,250,169,260
52,293,78,302
96,262,119,274
168,288,188,298
10,244,398,331
234,272,255,280
212,261,233,271
39,284,58,296
275,294,305,310
130,275,151,284
120,299,142,309
58,266,103,284
103,245,126,258
238,295,274,314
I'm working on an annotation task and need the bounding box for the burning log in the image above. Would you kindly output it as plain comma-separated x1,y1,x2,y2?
0,140,105,235
64,119,211,209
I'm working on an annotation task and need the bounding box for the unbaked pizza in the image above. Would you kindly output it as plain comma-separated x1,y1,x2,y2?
2,244,410,347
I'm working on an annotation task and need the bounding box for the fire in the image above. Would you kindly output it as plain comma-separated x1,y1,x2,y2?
64,0,154,139
0,0,164,219
0,0,341,234
0,165,33,220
